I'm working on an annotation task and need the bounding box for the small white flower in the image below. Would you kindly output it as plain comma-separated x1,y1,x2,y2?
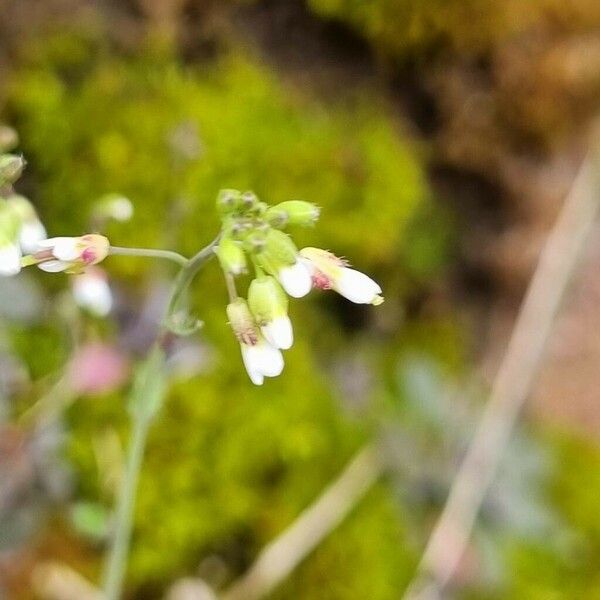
300,247,384,305
19,220,47,254
72,267,113,317
227,298,286,385
261,315,293,350
334,268,383,304
0,242,21,276
241,339,284,385
277,260,312,298
33,234,110,273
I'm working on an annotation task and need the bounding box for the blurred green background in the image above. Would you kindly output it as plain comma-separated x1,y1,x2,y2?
2,1,600,598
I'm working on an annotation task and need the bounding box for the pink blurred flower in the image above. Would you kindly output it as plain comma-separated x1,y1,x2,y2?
68,343,129,395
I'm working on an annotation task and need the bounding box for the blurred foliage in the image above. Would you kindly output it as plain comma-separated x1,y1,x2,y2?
307,0,600,58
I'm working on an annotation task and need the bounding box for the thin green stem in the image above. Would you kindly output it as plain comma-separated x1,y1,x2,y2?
102,410,151,600
109,245,188,267
165,235,220,331
101,235,220,599
224,272,238,302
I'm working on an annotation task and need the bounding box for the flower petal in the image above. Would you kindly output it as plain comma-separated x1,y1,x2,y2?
37,259,70,273
73,272,113,316
241,344,265,385
261,315,293,350
0,243,21,276
51,237,80,260
255,341,284,377
334,268,383,304
19,220,47,254
278,260,312,298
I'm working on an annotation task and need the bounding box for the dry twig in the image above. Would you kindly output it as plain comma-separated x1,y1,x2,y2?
403,145,600,599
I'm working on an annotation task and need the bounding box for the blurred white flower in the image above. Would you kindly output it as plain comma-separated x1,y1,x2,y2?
33,235,110,273
72,267,113,317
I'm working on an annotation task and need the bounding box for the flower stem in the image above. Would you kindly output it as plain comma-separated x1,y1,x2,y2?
101,237,219,599
102,409,151,600
109,245,188,267
164,235,220,333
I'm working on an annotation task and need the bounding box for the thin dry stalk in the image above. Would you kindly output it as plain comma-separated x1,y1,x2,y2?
403,146,600,599
223,443,384,600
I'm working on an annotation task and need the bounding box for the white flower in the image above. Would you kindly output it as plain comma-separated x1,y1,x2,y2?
227,297,286,385
19,220,47,254
300,247,384,305
277,260,312,298
72,267,113,317
261,315,293,350
241,338,284,385
33,234,110,273
0,242,21,276
248,275,294,350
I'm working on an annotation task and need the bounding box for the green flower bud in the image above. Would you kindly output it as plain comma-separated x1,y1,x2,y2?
226,298,259,346
248,276,288,325
216,189,242,215
215,236,247,275
241,191,259,210
242,230,267,254
264,229,298,265
0,126,19,153
266,201,320,228
0,154,26,187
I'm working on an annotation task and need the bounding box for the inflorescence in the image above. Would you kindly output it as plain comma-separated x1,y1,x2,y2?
0,137,383,385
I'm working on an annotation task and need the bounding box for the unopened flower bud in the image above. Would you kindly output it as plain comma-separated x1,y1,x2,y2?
254,230,312,298
227,298,259,346
241,191,259,210
266,201,320,228
0,154,26,186
34,234,110,273
243,230,267,254
0,126,19,152
216,189,242,214
248,276,293,349
300,247,384,305
215,236,247,275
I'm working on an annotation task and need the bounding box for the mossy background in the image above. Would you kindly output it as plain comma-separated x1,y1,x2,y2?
2,1,600,598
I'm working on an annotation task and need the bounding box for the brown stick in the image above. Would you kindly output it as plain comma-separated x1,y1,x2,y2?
403,148,600,599
223,443,384,600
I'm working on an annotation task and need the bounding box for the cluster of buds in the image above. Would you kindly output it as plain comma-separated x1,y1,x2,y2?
217,189,383,385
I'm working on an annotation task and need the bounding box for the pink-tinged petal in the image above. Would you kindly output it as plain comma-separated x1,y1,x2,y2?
37,259,70,273
278,261,312,298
